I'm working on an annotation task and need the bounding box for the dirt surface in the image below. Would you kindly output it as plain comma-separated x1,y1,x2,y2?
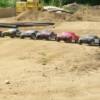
0,21,99,100
54,22,100,34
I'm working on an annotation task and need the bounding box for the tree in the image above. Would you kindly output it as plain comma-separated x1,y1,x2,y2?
0,0,16,7
40,0,100,6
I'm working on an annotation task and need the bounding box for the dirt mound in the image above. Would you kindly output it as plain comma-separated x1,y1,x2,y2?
68,6,100,21
16,10,71,22
63,3,80,14
16,6,100,22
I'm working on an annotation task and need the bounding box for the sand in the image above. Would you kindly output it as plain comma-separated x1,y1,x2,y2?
0,21,99,100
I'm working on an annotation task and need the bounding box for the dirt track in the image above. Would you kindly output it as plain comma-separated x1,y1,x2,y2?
0,22,100,100
54,22,100,34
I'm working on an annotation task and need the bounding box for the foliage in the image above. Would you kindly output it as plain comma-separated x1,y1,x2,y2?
0,0,15,8
41,0,100,6
0,0,100,8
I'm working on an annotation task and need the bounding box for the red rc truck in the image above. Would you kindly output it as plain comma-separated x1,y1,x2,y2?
56,32,79,43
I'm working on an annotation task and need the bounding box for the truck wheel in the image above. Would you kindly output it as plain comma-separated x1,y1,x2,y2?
10,34,15,38
99,43,100,46
20,36,25,39
89,40,94,46
65,39,71,43
10,36,15,38
79,41,82,45
73,40,78,43
64,40,68,43
1,33,5,37
30,34,36,39
48,36,53,41
56,38,60,42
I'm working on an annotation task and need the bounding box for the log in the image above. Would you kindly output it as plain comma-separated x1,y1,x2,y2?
0,22,55,28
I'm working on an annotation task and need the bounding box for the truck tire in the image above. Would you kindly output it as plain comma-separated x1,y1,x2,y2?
56,37,61,42
20,36,25,39
10,34,16,38
1,33,5,37
79,40,83,45
30,34,36,39
89,40,94,46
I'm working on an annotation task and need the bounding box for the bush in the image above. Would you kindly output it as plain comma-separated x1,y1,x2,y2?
0,0,15,8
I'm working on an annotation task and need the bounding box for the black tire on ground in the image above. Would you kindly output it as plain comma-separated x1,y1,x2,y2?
36,36,41,40
10,36,15,38
56,38,61,42
89,40,94,46
75,40,78,43
78,40,83,45
49,36,56,41
64,38,70,43
20,36,25,39
46,36,51,40
46,37,49,40
10,34,16,38
64,40,67,43
30,34,36,39
48,36,51,40
99,40,100,46
1,33,5,37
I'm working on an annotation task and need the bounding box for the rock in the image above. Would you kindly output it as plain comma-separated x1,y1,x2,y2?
42,73,47,77
5,80,11,85
43,6,64,12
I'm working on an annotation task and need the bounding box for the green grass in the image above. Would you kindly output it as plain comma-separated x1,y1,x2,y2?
0,0,16,8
